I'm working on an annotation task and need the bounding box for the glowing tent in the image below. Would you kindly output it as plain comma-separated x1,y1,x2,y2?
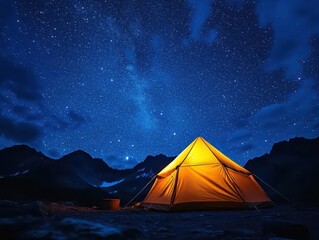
139,137,272,211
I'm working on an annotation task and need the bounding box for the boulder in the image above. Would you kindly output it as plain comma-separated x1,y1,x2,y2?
0,200,47,217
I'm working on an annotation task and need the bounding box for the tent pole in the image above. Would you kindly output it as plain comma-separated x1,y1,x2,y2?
253,174,295,206
253,204,261,212
125,175,157,208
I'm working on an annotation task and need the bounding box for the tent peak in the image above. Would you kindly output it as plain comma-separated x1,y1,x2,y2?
196,136,205,140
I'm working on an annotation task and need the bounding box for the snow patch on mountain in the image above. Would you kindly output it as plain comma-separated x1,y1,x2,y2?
100,179,124,188
136,170,154,179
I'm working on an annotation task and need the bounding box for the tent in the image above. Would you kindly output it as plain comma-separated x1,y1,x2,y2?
138,137,273,211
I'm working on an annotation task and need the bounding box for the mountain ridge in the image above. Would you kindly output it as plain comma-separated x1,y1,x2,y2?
1,135,318,205
245,136,319,204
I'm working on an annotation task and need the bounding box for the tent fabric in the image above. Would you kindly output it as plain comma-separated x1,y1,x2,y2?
139,137,272,211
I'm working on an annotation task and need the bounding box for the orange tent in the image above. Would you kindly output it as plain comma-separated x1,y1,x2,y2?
139,137,272,211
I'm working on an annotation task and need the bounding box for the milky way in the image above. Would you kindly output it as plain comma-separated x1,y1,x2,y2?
1,0,319,168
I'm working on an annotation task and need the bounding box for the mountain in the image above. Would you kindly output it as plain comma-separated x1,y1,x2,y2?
104,154,175,204
0,145,50,177
59,150,132,186
2,136,318,206
0,145,173,205
0,145,126,205
245,137,319,204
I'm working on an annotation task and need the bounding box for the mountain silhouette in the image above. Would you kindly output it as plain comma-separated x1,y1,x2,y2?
0,145,173,205
1,136,318,206
245,136,319,204
0,146,131,205
0,145,50,177
104,154,175,204
59,150,132,186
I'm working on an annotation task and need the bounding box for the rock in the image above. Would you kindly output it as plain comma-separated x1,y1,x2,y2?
0,200,18,207
57,218,146,239
0,216,146,240
20,201,48,216
0,216,45,240
0,201,47,217
63,201,75,206
56,217,122,239
263,220,309,240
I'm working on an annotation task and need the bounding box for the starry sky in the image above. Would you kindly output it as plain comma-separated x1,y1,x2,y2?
1,0,319,169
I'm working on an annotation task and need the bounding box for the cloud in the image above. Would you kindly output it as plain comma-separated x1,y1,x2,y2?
0,3,87,146
238,143,255,152
12,105,27,114
0,59,43,102
0,1,12,17
251,79,319,134
0,115,43,142
69,110,86,124
44,110,87,131
229,129,252,142
252,103,286,129
256,0,319,78
186,0,217,44
231,79,319,157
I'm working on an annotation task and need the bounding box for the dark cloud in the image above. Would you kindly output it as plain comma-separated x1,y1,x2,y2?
238,143,255,152
0,6,44,145
251,79,319,133
45,110,86,131
0,1,13,20
252,103,286,128
69,110,86,124
10,105,43,122
45,115,70,131
0,1,15,43
0,115,43,142
26,113,43,121
256,0,319,78
12,105,27,114
230,129,252,142
0,59,43,102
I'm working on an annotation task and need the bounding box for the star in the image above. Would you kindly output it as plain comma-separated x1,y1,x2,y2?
0,0,317,170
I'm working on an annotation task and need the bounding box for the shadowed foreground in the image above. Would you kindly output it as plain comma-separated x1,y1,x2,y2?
1,201,319,239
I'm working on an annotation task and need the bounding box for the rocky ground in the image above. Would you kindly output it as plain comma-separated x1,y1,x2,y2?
0,200,318,239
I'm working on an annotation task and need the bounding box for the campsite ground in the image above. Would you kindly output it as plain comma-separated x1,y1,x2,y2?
1,201,319,239
51,206,319,239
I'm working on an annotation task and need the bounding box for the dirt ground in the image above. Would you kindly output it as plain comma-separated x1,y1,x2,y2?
1,201,319,239
47,205,319,239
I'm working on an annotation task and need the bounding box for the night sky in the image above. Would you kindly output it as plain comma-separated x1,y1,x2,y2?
1,0,319,169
